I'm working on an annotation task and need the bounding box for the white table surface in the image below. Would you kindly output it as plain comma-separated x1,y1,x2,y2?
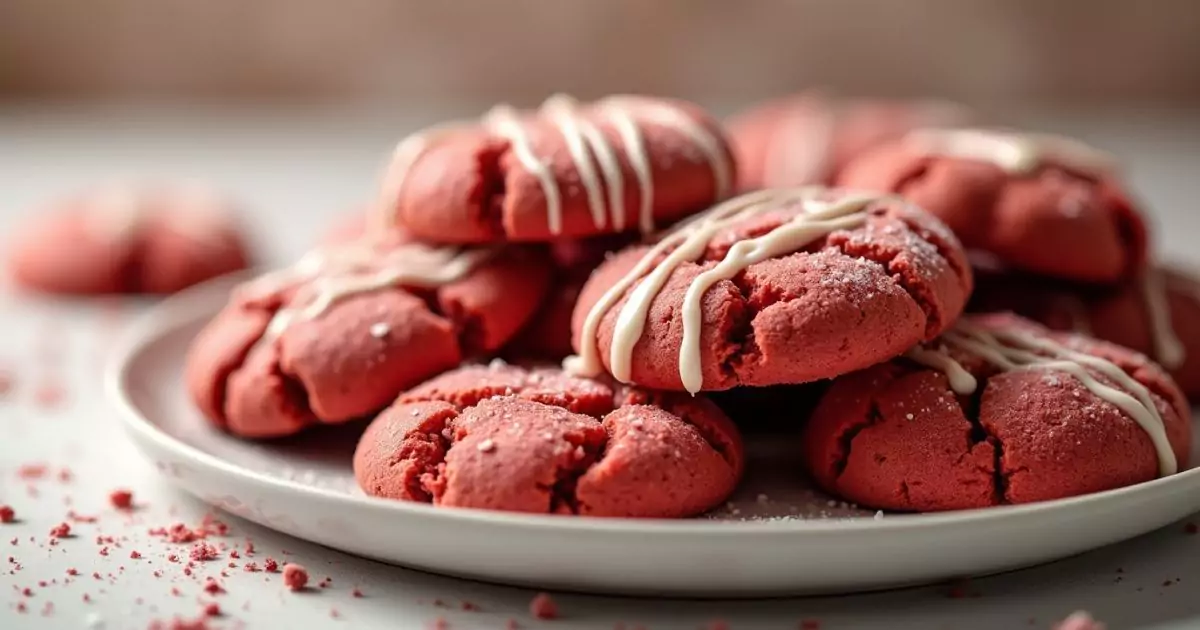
2,104,1200,630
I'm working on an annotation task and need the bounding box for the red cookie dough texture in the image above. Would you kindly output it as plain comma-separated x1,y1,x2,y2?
7,183,252,295
836,128,1147,283
353,363,744,518
375,94,736,244
728,92,973,190
570,187,972,392
803,314,1192,512
971,265,1200,398
505,234,635,360
186,237,550,438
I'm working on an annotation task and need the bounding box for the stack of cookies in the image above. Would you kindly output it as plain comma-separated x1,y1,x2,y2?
183,92,1194,518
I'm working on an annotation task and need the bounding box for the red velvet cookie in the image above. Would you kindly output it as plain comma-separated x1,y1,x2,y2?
353,363,744,518
185,236,550,438
971,264,1200,398
729,92,973,190
836,128,1147,283
568,187,972,393
7,183,251,295
373,94,736,244
505,234,634,360
803,313,1192,512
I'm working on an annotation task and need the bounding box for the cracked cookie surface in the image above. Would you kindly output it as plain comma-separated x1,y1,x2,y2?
353,363,744,518
185,236,550,439
569,188,972,392
836,129,1147,283
8,183,251,295
374,95,735,244
802,313,1192,512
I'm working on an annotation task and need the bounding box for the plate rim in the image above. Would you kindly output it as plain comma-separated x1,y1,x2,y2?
104,270,1200,538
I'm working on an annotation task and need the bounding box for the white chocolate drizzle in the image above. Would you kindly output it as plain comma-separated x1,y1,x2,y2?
905,128,1119,177
239,238,495,340
565,187,884,394
1141,267,1186,369
905,317,1177,476
376,94,732,237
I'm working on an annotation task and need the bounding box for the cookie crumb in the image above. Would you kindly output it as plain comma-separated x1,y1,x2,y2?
282,563,308,591
189,543,218,561
202,603,220,617
0,506,14,523
49,523,71,538
351,588,364,598
529,592,558,620
264,558,279,572
109,490,134,510
202,579,225,595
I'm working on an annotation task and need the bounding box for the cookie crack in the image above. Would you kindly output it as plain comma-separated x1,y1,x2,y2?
476,141,510,239
538,427,606,515
825,222,947,339
954,369,1008,505
832,398,885,480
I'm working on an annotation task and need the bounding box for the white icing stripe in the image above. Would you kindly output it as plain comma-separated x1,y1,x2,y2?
564,187,884,394
905,317,1177,476
1141,267,1186,369
240,239,494,340
483,104,565,235
377,95,730,237
905,128,1118,177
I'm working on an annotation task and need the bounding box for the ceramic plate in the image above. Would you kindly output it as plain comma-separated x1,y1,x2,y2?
106,273,1200,597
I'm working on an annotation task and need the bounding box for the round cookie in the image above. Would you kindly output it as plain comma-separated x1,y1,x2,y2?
505,234,634,360
567,187,973,393
373,94,736,244
971,264,1200,398
836,128,1147,283
7,183,252,295
728,92,973,190
803,313,1192,512
185,236,550,438
353,363,744,518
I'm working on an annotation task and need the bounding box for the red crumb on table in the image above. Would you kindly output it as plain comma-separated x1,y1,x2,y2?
67,511,98,523
264,558,279,573
57,468,73,483
147,615,213,630
130,551,142,559
461,600,480,611
66,568,78,576
49,523,71,538
22,587,33,596
505,620,521,630
189,543,219,561
17,464,48,480
529,593,558,620
329,608,341,619
109,490,134,509
1053,611,1106,630
1186,522,1198,535
33,381,65,408
203,579,225,595
0,506,14,523
202,602,220,617
282,564,308,591
429,617,449,630
243,562,259,573
0,369,12,397
351,588,364,598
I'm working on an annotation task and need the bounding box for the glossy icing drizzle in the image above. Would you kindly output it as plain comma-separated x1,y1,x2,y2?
377,94,732,237
905,317,1177,476
906,128,1118,177
565,187,884,394
1141,267,1186,369
240,239,494,340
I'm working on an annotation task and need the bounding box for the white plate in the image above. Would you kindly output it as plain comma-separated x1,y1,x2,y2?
106,273,1200,597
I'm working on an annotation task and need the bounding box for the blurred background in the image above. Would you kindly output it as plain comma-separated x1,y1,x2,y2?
1,0,1198,262
2,0,1199,110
